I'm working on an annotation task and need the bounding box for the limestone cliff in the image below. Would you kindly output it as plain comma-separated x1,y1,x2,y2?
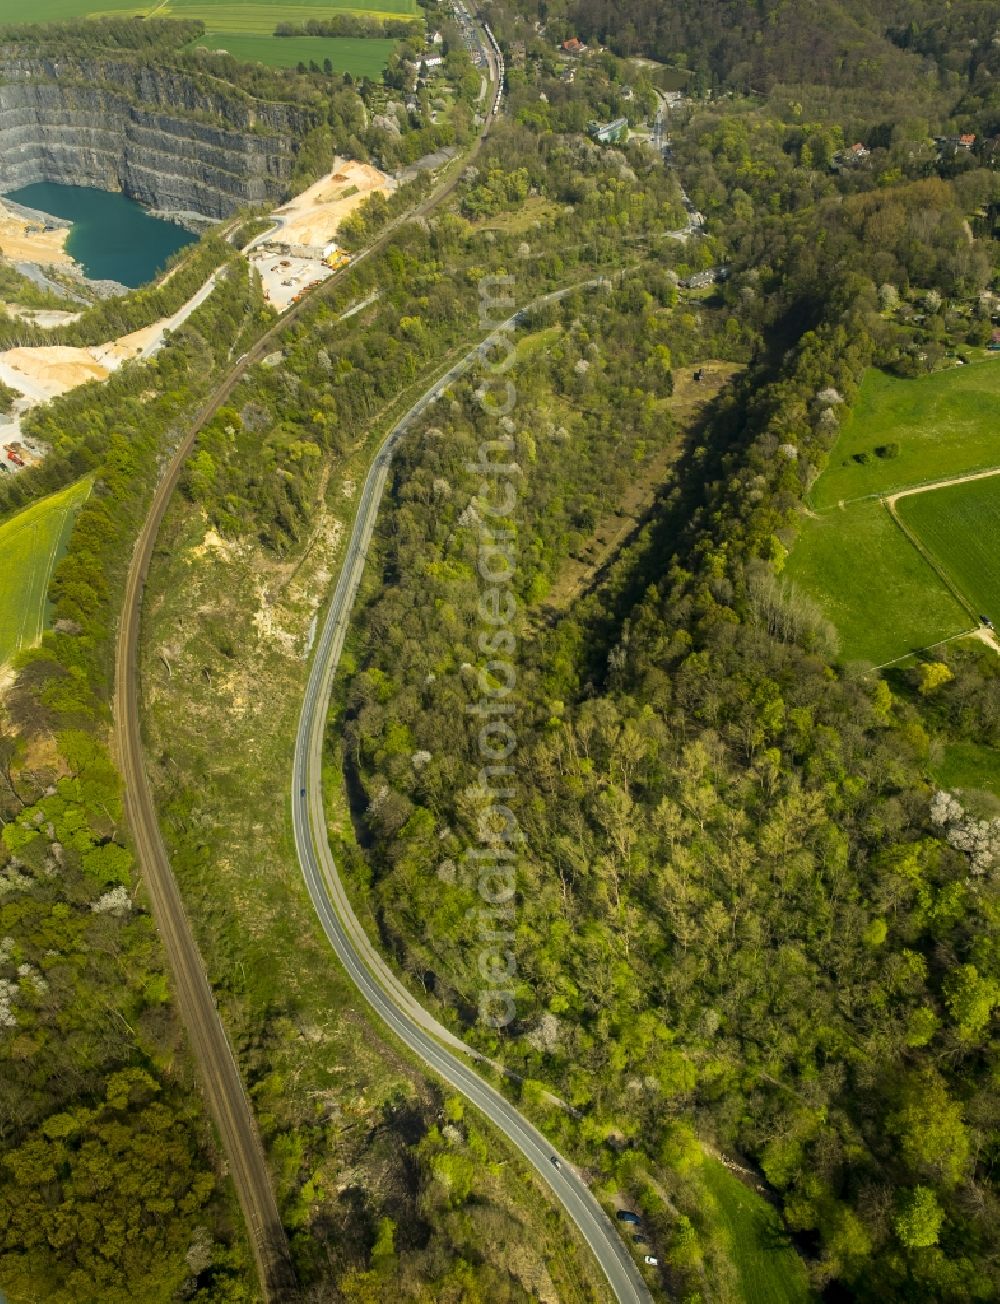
0,57,318,218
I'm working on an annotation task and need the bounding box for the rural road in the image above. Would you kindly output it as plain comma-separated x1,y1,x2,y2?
290,281,654,1304
113,27,505,1303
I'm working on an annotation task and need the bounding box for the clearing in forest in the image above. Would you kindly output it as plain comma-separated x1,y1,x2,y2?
0,478,91,666
701,1158,811,1304
933,739,1000,811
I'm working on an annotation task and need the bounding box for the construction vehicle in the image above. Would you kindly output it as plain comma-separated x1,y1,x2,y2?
324,249,351,271
6,448,25,467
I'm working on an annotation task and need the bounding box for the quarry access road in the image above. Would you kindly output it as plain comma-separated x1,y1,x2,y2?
113,25,505,1304
291,279,654,1304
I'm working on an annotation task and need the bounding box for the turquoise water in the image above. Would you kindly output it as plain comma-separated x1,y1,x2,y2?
4,183,197,288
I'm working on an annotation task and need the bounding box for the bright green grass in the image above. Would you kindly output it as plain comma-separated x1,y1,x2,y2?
702,1158,812,1304
897,475,1000,622
786,499,968,663
0,478,91,665
811,363,1000,509
933,740,1000,808
191,33,396,74
78,0,419,31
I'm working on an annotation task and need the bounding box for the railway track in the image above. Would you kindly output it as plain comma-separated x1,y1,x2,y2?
113,26,503,1301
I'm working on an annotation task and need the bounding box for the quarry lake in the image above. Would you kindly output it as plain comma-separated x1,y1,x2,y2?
4,182,197,287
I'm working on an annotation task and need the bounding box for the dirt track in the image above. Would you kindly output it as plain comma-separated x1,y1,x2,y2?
880,465,1000,660
884,462,1000,508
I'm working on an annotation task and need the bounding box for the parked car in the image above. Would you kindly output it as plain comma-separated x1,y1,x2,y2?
643,1255,659,1266
615,1210,641,1225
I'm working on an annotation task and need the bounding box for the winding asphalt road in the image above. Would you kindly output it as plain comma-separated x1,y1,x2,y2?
114,23,505,1303
290,283,654,1304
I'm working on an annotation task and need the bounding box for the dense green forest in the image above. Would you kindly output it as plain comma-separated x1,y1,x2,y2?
0,266,264,1300
333,168,1000,1301
136,122,694,1301
327,18,1000,1302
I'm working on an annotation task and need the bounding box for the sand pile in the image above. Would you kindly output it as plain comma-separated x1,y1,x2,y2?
0,202,72,266
0,348,107,399
274,159,396,248
0,267,222,401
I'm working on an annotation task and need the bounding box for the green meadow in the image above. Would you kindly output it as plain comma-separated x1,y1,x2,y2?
786,499,968,663
811,363,1000,509
933,740,1000,811
191,33,397,74
28,0,418,22
701,1158,812,1304
896,475,1000,621
20,0,418,63
0,478,91,666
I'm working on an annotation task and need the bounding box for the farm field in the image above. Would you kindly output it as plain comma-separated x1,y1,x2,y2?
16,0,415,75
785,498,969,663
896,475,1000,622
53,0,419,27
0,478,91,666
191,33,397,74
701,1158,812,1304
810,362,1000,509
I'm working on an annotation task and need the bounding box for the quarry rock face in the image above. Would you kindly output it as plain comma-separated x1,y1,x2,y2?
0,57,314,218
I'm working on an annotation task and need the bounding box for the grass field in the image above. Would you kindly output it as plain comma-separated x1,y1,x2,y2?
17,0,416,72
0,478,91,666
933,740,1000,811
785,499,969,663
810,363,1000,509
191,33,397,73
40,0,419,26
896,475,1000,622
702,1159,812,1304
